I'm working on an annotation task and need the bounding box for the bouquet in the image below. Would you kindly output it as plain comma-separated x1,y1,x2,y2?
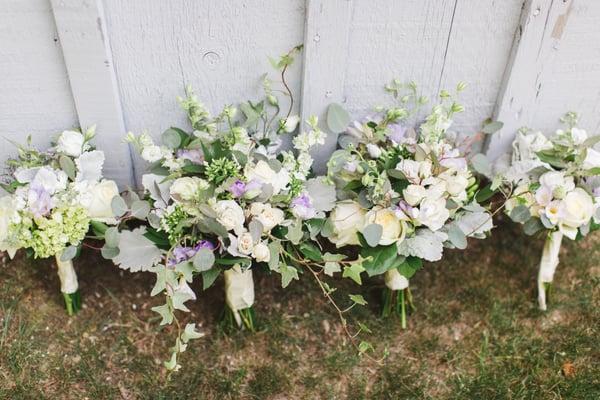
0,127,119,315
498,113,600,310
326,81,493,328
105,48,367,370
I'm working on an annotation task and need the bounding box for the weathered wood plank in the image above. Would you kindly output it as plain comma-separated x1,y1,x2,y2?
486,0,575,161
300,0,354,173
0,0,78,162
50,0,134,186
102,0,305,182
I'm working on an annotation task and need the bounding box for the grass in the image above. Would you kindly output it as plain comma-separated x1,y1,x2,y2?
0,220,598,399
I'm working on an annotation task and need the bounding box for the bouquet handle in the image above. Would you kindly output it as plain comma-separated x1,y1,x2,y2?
537,231,563,311
223,266,256,331
55,253,81,316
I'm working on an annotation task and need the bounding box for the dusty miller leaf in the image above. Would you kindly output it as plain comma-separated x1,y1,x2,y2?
113,227,163,272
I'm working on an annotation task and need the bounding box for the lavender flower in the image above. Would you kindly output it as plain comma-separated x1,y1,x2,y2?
168,240,215,266
291,193,316,219
387,123,407,144
27,184,54,217
177,149,203,165
228,179,246,198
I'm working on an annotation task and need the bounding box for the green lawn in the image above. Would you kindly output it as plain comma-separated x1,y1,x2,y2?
1,221,599,399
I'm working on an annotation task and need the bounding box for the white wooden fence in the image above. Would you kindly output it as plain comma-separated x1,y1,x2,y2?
2,0,599,187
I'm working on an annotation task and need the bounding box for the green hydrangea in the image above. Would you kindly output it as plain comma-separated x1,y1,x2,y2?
24,206,89,259
205,157,240,185
161,205,192,244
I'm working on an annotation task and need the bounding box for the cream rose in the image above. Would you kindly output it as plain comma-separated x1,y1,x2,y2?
364,206,406,245
249,203,285,232
214,200,245,234
558,188,594,239
329,200,366,247
237,232,255,255
56,130,85,157
396,159,421,183
252,242,271,262
86,180,120,224
170,177,206,202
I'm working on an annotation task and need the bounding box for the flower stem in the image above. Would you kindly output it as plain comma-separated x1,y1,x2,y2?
62,291,81,316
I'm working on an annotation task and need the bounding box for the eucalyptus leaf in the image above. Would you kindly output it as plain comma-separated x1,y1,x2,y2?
362,224,383,247
193,248,215,272
471,153,492,177
59,156,76,180
482,120,504,134
249,219,264,243
60,246,78,262
104,227,120,248
100,245,119,259
162,128,182,149
130,200,151,220
202,268,221,290
326,103,351,133
523,217,544,235
111,195,128,217
447,224,467,249
509,205,531,223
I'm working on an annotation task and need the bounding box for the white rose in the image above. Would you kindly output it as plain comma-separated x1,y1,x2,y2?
583,148,600,170
246,160,290,195
444,174,469,198
558,188,594,239
329,201,366,247
214,200,245,234
56,130,85,157
539,171,574,192
86,180,120,224
237,232,255,255
403,184,427,206
416,197,450,231
366,143,383,159
141,145,163,162
170,177,205,202
571,128,588,145
364,206,407,246
252,242,271,262
249,203,285,232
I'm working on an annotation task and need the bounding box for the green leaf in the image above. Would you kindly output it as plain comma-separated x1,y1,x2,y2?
349,294,367,306
100,245,119,259
202,268,221,290
471,153,491,177
162,128,182,149
130,200,151,220
151,304,174,325
192,248,215,272
582,134,600,147
175,261,195,282
447,223,467,250
362,224,383,247
482,120,504,134
181,323,204,342
111,195,128,217
397,256,423,279
280,265,299,288
343,263,365,285
164,352,179,371
475,184,496,203
104,227,119,248
358,341,374,354
171,291,194,312
298,242,323,262
324,262,341,276
361,244,401,277
285,222,303,244
523,217,544,236
60,246,78,262
267,241,281,271
59,155,76,180
215,257,251,267
509,205,531,223
249,219,264,242
326,103,351,133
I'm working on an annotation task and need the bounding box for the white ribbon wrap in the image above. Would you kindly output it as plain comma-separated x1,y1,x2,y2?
224,266,255,326
55,254,79,294
385,269,409,291
537,231,563,310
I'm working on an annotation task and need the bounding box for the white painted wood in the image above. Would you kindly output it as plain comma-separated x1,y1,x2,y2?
438,0,524,149
486,0,576,161
50,0,134,187
102,0,306,182
0,0,78,160
300,0,354,173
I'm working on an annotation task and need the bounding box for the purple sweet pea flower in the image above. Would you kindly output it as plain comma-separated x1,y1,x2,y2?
387,123,407,144
593,187,600,198
395,200,418,220
291,193,316,220
177,149,204,164
27,184,54,217
228,179,246,198
168,240,215,266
